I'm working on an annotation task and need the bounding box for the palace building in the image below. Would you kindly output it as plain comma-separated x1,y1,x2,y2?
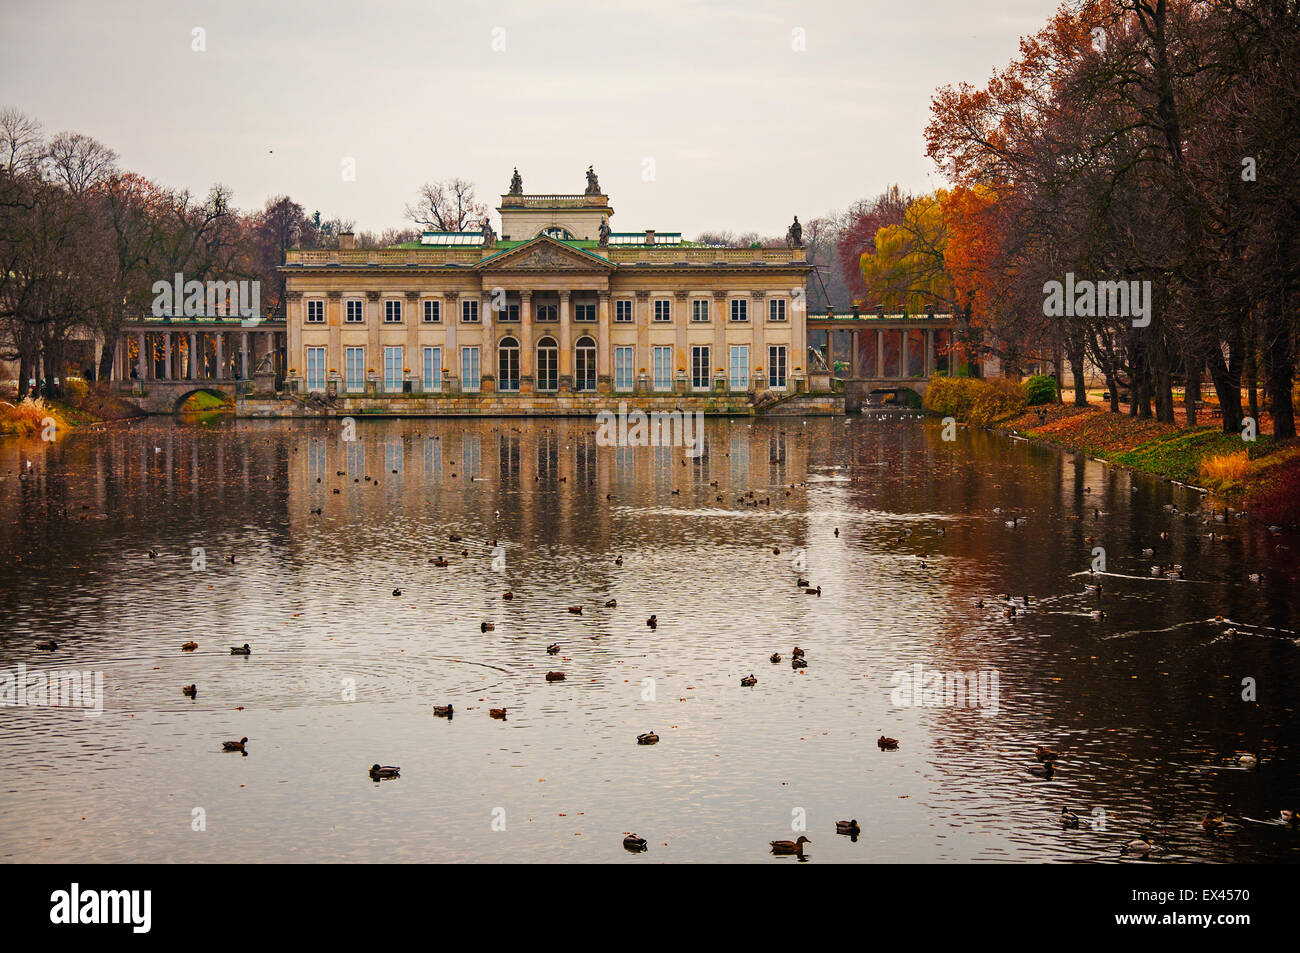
281,169,813,401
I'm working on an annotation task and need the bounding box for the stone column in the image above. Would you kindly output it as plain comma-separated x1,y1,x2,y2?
926,328,935,376
751,291,767,389
635,290,650,392
674,291,689,392
519,290,533,391
137,331,147,380
850,330,861,378
215,332,224,380
558,291,572,389
365,291,381,383
596,290,611,393
241,331,249,378
712,291,727,390
480,290,494,393
264,331,274,375
877,328,885,380
188,331,198,379
825,326,835,375
405,291,420,391
445,292,458,391
328,290,343,382
163,332,172,380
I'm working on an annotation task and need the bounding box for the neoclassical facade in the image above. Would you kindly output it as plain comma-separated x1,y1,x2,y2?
282,174,812,399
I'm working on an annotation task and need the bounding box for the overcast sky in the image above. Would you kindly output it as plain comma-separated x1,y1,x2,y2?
1,0,1061,237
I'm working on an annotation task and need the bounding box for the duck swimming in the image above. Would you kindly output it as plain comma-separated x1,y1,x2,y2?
35,640,57,651
770,652,782,663
740,674,757,687
1201,812,1226,833
637,731,659,745
568,606,583,615
835,819,861,836
770,836,811,856
481,622,495,632
222,737,248,752
369,763,400,780
181,641,198,652
1060,807,1080,828
182,684,197,698
489,708,507,720
605,599,617,608
546,643,560,655
623,834,648,852
877,735,899,750
545,671,566,682
791,647,805,659
646,615,658,629
1035,746,1059,763
804,586,821,596
230,644,251,656
433,704,454,717
1120,835,1162,855
791,657,808,669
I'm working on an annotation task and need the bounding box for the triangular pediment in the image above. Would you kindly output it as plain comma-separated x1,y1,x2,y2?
475,235,614,272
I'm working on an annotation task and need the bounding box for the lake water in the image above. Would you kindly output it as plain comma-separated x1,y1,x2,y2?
1,414,1297,863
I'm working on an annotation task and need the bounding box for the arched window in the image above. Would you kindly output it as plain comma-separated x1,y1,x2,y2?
498,336,519,391
575,336,597,392
536,336,559,391
539,226,574,240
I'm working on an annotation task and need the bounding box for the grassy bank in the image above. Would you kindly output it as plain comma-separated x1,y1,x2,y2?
1,384,146,437
925,376,1300,526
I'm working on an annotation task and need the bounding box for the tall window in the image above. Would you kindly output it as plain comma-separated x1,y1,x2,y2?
768,298,787,322
536,303,557,322
768,345,787,389
498,337,520,391
575,303,596,323
422,300,440,323
536,337,558,391
345,347,365,391
653,346,673,391
502,302,520,322
423,346,441,391
306,347,326,389
653,299,671,322
384,300,402,323
307,300,324,324
384,346,403,391
461,346,481,391
461,299,479,323
615,299,633,323
614,346,634,390
692,299,710,322
730,299,748,322
691,345,711,389
575,336,597,392
346,300,363,323
730,345,749,390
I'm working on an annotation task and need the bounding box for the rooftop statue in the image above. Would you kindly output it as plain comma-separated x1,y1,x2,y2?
598,218,611,246
585,165,601,196
508,167,523,195
786,215,803,248
481,218,497,246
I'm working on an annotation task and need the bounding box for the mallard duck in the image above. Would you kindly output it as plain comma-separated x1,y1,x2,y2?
230,644,251,656
637,731,659,745
740,674,757,687
35,640,57,651
546,643,560,655
614,556,624,566
1060,807,1080,828
772,547,781,555
1201,812,1226,833
769,836,811,855
502,591,513,600
430,557,449,567
147,548,158,558
1120,835,1162,855
1029,762,1055,778
646,615,658,629
1035,746,1059,763
622,834,647,852
182,684,197,698
181,641,198,651
1233,750,1258,768
222,737,248,752
876,735,898,750
449,534,463,543
769,652,782,663
796,578,810,588
804,586,821,596
791,647,805,659
489,708,507,719
604,599,617,608
545,671,566,682
433,704,454,717
369,763,400,780
392,588,404,597
835,819,860,836
480,621,495,632
791,657,808,669
568,605,583,615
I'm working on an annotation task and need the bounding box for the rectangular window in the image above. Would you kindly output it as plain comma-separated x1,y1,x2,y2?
691,346,711,389
461,299,479,323
423,346,441,391
461,346,481,391
384,346,403,391
730,299,748,322
652,346,673,391
306,300,324,324
345,347,365,391
769,298,787,322
653,299,671,322
768,345,787,389
306,347,326,389
384,300,402,323
615,299,633,323
692,299,709,323
536,303,557,322
345,300,363,323
422,300,440,324
614,346,634,390
730,345,749,390
575,303,596,322
501,303,520,322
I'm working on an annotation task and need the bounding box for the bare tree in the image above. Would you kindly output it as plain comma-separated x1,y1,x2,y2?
404,178,487,232
44,131,117,196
